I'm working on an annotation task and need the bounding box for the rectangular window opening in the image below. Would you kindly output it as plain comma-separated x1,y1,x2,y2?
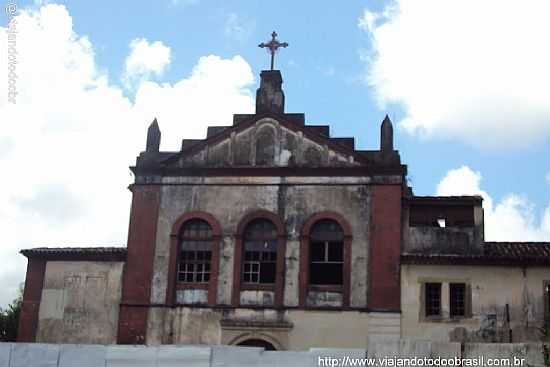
178,245,212,283
425,282,441,317
243,244,276,285
310,241,344,286
450,283,466,317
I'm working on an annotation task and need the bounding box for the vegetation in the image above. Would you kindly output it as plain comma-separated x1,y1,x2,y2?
0,288,23,342
543,344,550,367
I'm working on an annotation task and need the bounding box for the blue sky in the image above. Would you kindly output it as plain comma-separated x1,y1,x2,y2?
0,0,549,306
17,0,547,201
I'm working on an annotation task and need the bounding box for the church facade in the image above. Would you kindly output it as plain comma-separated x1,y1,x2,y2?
17,69,550,350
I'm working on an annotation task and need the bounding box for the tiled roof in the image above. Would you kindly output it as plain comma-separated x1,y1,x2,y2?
20,247,127,261
402,242,550,266
483,242,550,258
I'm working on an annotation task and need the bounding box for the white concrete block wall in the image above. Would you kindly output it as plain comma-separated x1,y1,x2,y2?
58,345,106,367
0,343,13,367
0,341,547,367
156,345,211,367
211,346,263,367
10,344,60,367
105,345,157,367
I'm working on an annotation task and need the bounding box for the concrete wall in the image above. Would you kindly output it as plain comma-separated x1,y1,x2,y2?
150,178,375,307
1,341,548,366
146,306,397,351
36,261,124,344
401,264,550,343
402,201,484,255
177,118,357,168
147,174,384,345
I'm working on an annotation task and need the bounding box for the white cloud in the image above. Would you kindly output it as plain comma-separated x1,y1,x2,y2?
133,54,254,149
359,0,550,149
436,166,550,241
0,3,254,307
224,12,254,42
123,38,171,87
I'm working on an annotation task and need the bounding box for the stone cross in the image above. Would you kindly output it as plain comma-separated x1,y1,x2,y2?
258,31,289,70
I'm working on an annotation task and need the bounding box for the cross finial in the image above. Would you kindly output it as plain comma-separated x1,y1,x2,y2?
258,31,288,70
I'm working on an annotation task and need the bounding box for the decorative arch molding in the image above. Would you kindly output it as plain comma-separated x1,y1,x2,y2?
299,211,353,308
236,209,286,237
300,211,352,238
166,211,222,306
254,117,280,129
170,211,222,237
228,332,284,351
232,209,287,307
252,118,280,167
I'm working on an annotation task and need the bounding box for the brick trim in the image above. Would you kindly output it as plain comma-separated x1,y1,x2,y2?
368,185,402,312
232,210,286,307
17,258,46,342
166,211,221,306
299,212,353,308
117,185,161,344
132,166,407,178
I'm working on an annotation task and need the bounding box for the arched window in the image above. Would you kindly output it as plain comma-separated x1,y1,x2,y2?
242,219,278,284
232,211,286,307
178,219,213,283
299,212,352,308
237,339,277,351
166,212,221,307
309,219,344,285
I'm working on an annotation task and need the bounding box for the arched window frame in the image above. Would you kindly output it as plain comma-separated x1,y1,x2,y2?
166,211,221,306
232,210,286,307
299,212,353,308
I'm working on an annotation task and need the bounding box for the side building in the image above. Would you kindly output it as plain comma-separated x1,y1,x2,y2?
17,69,550,349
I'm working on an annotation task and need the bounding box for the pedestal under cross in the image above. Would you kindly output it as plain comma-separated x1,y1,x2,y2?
258,31,288,70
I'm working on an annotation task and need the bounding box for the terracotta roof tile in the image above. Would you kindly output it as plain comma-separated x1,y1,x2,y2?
20,247,127,261
402,242,550,266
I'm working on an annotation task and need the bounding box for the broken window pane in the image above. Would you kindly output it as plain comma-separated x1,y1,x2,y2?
178,219,213,283
309,220,344,286
243,219,278,284
310,263,343,285
425,282,441,316
310,241,326,262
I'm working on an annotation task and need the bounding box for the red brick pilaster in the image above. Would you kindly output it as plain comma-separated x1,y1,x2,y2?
17,258,46,342
117,185,161,344
368,185,402,312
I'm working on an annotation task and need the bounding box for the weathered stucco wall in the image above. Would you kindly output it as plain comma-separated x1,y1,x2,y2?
146,306,392,350
149,180,371,304
401,264,550,343
178,118,357,168
36,261,124,344
147,177,375,343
